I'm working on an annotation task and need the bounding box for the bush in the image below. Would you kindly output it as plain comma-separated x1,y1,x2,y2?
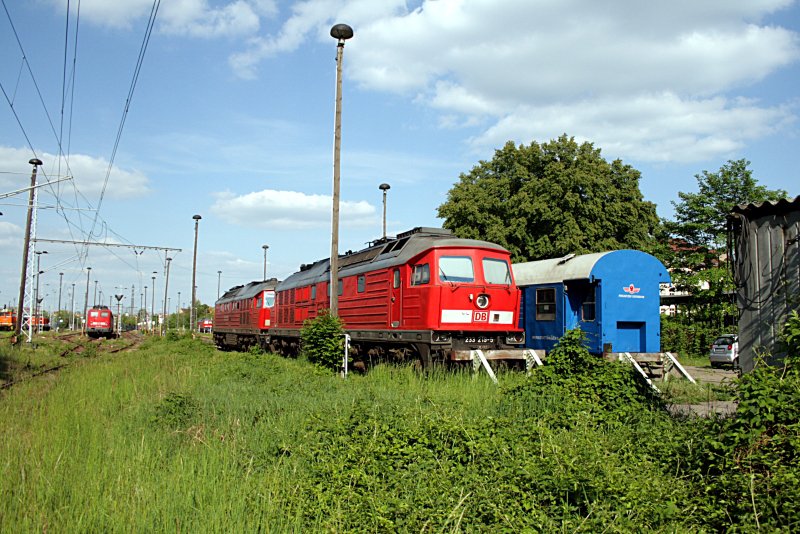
681,312,800,530
300,310,346,372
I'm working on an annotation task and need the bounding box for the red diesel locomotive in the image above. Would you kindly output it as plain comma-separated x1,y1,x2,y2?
86,305,115,338
213,279,278,351
268,227,527,368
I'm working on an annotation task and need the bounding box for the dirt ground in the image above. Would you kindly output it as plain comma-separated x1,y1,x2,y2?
667,365,740,417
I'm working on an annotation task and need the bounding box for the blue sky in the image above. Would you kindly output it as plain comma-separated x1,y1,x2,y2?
1,0,799,316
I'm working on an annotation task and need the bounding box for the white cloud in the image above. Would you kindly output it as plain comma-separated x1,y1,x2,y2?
0,147,151,200
59,0,269,37
210,188,376,228
471,93,795,162
0,221,21,248
229,0,799,162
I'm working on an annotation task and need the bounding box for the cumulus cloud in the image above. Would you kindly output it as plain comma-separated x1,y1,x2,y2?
0,147,151,200
228,0,799,162
471,93,795,162
210,189,376,228
0,221,20,248
59,0,270,37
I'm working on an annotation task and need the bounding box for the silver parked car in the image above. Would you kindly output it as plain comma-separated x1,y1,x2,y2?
710,334,739,368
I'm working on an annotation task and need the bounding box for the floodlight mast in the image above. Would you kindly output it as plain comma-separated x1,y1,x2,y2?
329,23,354,318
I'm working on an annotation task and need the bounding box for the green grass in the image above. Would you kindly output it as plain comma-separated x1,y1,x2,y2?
659,377,735,404
0,335,793,531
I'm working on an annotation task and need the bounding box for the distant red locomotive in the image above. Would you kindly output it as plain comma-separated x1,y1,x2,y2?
86,305,115,338
269,227,526,368
213,279,278,351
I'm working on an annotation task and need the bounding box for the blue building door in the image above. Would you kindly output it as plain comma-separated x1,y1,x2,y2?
616,321,646,352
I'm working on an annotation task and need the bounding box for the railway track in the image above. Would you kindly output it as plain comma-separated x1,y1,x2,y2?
1,331,145,391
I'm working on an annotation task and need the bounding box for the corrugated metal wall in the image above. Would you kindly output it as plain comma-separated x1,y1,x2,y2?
733,199,800,372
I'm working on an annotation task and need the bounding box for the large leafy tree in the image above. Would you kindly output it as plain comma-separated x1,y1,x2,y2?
660,159,788,346
437,135,659,262
665,158,787,250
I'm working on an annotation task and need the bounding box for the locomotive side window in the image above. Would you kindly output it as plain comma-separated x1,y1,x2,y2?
311,285,316,300
393,269,400,289
582,286,596,322
411,263,430,286
482,258,512,285
438,256,474,283
536,288,557,321
357,275,366,293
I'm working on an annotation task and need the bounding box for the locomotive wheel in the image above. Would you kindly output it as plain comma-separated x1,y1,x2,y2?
412,343,433,371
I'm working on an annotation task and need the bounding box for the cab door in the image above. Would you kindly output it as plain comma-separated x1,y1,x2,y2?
389,268,402,327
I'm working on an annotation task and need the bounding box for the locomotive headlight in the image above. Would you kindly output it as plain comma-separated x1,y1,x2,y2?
476,294,490,309
505,332,525,345
433,332,451,343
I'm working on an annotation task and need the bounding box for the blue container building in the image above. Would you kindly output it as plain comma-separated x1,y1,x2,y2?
512,250,670,354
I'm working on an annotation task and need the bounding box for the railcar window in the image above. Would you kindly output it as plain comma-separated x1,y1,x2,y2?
536,288,557,321
357,275,366,293
311,286,316,300
264,291,275,308
439,256,474,283
393,269,400,289
338,280,343,296
411,263,430,286
582,286,596,322
257,297,262,308
482,258,512,285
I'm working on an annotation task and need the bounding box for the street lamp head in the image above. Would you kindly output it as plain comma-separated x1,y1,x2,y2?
379,183,391,192
262,244,269,251
29,158,43,166
193,214,202,221
330,23,354,43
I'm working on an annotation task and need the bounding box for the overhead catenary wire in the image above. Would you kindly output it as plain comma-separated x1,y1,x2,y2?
2,0,165,279
86,0,161,245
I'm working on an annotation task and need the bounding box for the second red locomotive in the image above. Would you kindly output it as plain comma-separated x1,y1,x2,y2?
86,305,116,338
215,227,528,368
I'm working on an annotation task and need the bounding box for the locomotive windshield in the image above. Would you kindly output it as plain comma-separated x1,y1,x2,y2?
483,258,512,285
438,256,474,283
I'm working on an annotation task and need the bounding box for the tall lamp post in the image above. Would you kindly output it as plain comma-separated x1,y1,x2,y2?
268,245,269,281
33,251,47,334
151,272,156,334
379,183,390,240
190,214,201,334
57,272,64,319
70,283,75,330
14,158,42,341
217,270,222,299
162,257,172,336
329,22,353,318
82,267,91,334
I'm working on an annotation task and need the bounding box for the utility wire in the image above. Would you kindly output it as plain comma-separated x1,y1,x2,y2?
87,0,161,243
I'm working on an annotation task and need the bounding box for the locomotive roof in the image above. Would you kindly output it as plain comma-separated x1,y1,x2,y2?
278,227,509,290
216,278,279,304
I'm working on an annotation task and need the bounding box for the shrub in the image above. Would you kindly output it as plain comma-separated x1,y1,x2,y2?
300,309,346,372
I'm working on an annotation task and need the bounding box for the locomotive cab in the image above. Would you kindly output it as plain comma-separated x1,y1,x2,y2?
404,246,525,361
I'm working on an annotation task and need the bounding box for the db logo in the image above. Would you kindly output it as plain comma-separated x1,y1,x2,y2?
473,311,489,322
